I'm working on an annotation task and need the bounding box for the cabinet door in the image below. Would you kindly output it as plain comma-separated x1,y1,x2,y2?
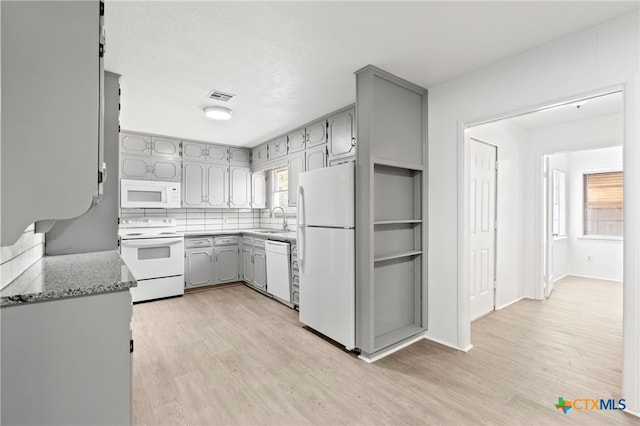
253,250,267,290
215,246,239,283
206,164,228,208
306,120,327,147
206,144,229,164
242,248,254,283
182,162,206,207
288,151,305,207
151,158,181,181
306,144,327,171
185,249,213,287
182,141,209,162
251,173,266,209
229,167,251,208
328,108,355,160
121,155,151,180
252,144,268,166
120,133,151,156
151,137,180,158
268,136,288,160
229,148,250,166
287,129,306,153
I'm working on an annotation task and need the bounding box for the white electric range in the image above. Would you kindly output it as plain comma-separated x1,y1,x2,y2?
118,217,184,302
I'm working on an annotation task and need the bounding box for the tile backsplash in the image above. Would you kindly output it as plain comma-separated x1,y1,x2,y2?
120,208,298,233
1,224,44,289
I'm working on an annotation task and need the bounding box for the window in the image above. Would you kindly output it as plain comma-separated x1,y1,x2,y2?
270,167,289,208
552,170,566,237
583,171,623,237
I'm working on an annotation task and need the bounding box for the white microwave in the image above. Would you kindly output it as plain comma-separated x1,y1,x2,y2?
120,179,181,209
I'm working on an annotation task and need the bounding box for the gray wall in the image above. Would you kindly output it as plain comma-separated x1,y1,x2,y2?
45,72,120,255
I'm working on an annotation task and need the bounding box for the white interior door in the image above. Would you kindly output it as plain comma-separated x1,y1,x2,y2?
544,157,555,298
470,139,497,320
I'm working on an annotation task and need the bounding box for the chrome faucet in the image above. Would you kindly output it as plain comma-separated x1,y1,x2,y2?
270,206,288,231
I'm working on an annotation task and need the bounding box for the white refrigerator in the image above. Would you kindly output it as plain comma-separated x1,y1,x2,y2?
297,162,355,350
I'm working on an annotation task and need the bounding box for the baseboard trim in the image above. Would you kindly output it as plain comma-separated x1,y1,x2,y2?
561,274,622,284
552,274,569,283
423,335,471,352
624,407,640,418
496,296,525,310
358,332,426,363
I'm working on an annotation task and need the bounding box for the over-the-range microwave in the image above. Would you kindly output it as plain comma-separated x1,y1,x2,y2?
120,179,181,209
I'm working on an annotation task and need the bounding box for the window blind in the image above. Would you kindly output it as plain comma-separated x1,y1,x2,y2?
584,171,623,237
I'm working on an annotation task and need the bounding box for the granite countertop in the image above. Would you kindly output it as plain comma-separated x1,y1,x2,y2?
1,250,137,307
183,228,297,242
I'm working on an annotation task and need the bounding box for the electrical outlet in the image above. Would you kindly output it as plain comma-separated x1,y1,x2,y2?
586,255,593,262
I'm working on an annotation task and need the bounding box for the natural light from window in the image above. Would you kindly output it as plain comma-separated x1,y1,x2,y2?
583,171,623,237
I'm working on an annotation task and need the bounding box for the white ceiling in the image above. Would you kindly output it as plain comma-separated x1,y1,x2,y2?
505,91,623,130
104,1,638,147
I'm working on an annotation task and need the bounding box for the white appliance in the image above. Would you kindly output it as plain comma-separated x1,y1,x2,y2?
119,217,184,302
265,240,291,303
120,179,181,209
297,162,355,350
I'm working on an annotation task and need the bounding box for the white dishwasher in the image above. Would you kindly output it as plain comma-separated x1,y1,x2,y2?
265,240,291,303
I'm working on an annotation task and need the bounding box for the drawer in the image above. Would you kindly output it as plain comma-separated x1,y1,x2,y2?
214,236,239,246
185,237,212,248
292,290,299,305
254,239,265,249
242,237,253,246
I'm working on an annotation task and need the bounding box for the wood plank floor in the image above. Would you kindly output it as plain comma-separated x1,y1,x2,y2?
131,277,636,425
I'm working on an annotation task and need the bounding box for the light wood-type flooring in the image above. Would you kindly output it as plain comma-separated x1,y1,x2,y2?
131,276,636,425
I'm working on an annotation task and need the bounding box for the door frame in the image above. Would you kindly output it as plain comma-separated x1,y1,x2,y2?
467,136,498,321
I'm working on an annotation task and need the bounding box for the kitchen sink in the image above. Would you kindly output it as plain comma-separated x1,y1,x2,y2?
255,229,290,234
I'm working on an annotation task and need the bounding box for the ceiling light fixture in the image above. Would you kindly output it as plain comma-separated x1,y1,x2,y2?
204,106,232,120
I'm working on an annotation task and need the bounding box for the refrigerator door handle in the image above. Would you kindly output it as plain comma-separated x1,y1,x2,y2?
297,186,304,268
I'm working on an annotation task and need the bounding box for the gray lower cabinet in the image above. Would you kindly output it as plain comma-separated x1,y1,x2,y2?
328,107,356,161
253,248,267,290
185,238,214,288
215,246,239,283
242,237,266,291
1,291,132,425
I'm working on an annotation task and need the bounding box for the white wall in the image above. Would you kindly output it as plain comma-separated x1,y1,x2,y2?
467,120,526,309
427,11,639,413
567,146,624,281
0,224,45,289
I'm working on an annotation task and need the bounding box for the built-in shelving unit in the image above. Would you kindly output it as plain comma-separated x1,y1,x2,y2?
355,65,427,359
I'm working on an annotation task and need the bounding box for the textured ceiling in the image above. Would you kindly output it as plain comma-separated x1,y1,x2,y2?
104,1,638,147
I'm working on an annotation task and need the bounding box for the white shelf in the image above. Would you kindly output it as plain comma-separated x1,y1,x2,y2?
374,250,422,263
374,220,422,225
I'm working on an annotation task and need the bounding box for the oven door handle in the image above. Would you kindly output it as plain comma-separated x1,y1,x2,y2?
121,238,183,248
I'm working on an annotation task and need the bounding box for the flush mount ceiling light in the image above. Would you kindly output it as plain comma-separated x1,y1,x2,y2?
204,106,232,120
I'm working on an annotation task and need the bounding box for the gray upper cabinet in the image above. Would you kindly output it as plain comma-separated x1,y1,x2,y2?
121,133,151,156
307,120,327,147
121,155,181,182
328,108,356,160
288,151,306,207
306,144,327,171
229,167,251,208
150,137,180,158
182,162,206,207
206,144,229,164
251,173,266,209
252,144,268,166
206,164,229,208
121,133,180,158
268,136,288,160
1,1,102,246
287,129,306,153
182,141,209,162
229,148,250,166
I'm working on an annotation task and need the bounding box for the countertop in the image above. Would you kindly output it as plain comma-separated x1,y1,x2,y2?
183,229,297,242
0,250,137,307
